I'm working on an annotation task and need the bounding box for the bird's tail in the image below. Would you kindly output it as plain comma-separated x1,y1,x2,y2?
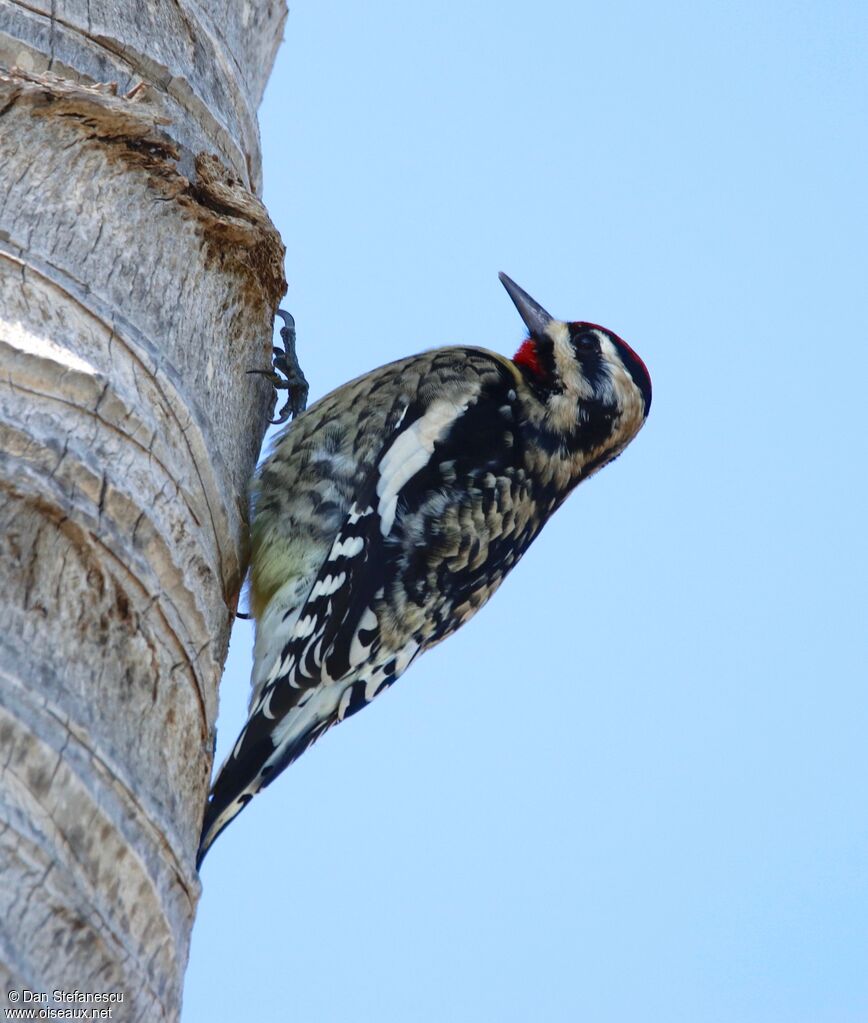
196,692,337,869
196,741,266,870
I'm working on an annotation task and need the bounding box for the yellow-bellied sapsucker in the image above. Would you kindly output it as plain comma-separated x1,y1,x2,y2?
197,274,651,865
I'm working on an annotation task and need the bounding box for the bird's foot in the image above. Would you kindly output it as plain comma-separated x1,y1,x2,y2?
248,309,310,425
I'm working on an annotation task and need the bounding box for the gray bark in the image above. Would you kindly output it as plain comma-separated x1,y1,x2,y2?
0,2,287,1019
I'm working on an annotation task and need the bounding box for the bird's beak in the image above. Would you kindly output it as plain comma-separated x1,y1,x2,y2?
499,272,554,337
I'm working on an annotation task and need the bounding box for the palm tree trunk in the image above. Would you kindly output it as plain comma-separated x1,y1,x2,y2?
0,3,286,1018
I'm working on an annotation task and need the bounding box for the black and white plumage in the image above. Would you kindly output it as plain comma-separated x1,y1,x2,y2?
197,273,651,866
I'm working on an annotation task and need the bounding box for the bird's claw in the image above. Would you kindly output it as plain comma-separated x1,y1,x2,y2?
248,308,310,426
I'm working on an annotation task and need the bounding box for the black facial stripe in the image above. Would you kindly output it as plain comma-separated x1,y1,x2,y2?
612,339,652,414
570,322,652,416
567,324,607,392
568,324,602,353
530,333,557,383
534,396,617,456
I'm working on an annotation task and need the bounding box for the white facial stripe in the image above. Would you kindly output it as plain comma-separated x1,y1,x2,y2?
376,398,469,535
547,320,595,400
598,333,636,408
547,319,571,351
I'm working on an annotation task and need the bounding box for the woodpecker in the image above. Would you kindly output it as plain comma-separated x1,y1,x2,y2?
197,273,651,866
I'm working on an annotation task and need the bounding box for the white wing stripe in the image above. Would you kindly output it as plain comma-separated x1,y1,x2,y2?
294,614,316,639
349,607,379,667
329,535,364,559
347,503,373,525
309,572,346,599
375,399,468,535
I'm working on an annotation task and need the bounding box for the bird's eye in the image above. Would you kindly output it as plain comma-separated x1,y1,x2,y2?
572,331,601,353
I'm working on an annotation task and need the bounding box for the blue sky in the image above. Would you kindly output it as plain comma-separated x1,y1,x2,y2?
184,2,867,1019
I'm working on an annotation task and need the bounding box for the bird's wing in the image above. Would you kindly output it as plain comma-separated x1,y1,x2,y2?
198,351,520,864
199,452,396,864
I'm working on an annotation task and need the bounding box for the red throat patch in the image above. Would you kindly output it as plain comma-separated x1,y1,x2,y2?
513,338,543,378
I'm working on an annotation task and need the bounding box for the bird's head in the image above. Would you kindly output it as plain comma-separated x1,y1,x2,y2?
500,272,651,469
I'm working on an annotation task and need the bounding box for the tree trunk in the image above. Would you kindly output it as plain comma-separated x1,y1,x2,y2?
0,2,286,1018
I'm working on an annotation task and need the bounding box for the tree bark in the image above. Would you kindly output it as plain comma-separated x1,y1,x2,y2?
0,2,286,1018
